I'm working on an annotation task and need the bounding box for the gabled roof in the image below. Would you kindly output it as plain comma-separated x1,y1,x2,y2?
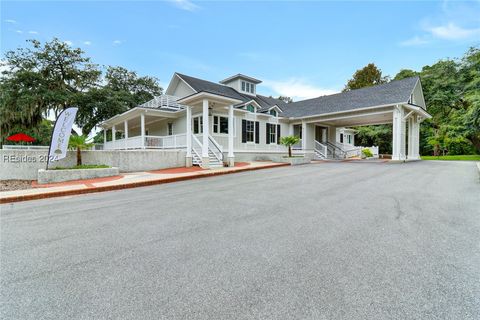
219,74,262,84
281,76,421,118
175,73,286,112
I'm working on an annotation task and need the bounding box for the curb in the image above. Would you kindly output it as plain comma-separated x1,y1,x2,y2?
0,163,290,204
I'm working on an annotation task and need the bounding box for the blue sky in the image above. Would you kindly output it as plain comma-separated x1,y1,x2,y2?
1,0,479,100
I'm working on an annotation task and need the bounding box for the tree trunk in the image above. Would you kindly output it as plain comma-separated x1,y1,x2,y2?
288,145,292,157
77,147,82,166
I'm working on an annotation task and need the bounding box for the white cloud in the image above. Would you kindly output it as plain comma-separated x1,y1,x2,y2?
5,19,16,24
0,59,10,76
399,36,429,47
169,0,199,11
64,40,73,46
113,40,123,45
15,30,23,34
427,22,480,40
263,78,339,101
28,30,38,34
83,41,92,46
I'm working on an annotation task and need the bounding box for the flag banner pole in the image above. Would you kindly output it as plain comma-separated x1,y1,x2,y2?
46,107,79,170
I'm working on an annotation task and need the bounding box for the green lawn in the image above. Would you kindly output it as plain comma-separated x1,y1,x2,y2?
421,155,480,161
52,164,110,170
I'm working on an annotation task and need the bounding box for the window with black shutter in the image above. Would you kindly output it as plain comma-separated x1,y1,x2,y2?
266,123,270,144
277,124,281,144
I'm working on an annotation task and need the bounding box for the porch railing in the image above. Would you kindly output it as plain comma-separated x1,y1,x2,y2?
104,133,186,150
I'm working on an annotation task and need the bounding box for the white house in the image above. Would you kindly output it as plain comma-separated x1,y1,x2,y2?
100,73,431,168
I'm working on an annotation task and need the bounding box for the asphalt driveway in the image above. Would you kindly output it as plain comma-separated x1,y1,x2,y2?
1,161,479,319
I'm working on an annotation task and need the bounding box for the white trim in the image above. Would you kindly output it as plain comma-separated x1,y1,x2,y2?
288,103,407,121
212,113,236,137
168,73,197,95
177,91,243,105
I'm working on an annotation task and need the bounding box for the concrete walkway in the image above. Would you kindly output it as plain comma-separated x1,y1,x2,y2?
0,162,288,204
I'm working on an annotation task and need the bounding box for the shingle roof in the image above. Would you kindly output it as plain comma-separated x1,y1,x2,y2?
281,76,420,118
176,73,286,111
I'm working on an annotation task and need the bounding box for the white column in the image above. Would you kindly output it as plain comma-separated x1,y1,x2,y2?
407,117,414,159
186,106,192,167
112,125,116,143
124,120,128,149
392,105,406,161
201,99,210,167
140,113,145,149
288,124,294,136
301,121,307,150
227,104,234,167
103,128,107,144
411,116,420,160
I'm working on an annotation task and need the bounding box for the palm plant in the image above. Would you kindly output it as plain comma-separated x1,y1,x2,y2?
68,135,93,166
280,135,300,157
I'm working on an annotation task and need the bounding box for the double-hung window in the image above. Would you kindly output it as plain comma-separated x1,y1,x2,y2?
193,116,203,134
213,116,229,134
269,124,276,143
246,120,254,142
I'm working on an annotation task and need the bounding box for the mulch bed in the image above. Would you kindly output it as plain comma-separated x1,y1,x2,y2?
0,180,34,192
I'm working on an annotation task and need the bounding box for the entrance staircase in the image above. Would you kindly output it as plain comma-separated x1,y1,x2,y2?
314,140,363,160
191,135,224,168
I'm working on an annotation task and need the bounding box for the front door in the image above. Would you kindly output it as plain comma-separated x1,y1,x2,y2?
315,126,327,143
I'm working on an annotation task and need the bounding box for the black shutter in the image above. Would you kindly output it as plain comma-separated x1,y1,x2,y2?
242,120,247,143
277,124,281,144
266,123,270,144
255,121,260,144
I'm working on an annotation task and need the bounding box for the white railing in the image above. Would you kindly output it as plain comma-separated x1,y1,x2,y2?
2,145,49,150
104,133,186,150
343,147,363,158
140,95,186,111
145,134,186,149
314,140,328,158
191,134,203,164
208,135,223,162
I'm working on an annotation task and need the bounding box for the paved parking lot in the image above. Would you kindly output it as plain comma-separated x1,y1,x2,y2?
1,161,479,319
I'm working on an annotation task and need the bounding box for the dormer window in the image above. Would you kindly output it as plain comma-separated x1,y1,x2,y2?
241,81,255,94
270,109,277,117
246,104,255,113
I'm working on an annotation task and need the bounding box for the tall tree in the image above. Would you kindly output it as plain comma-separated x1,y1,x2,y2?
0,38,100,138
343,63,389,92
75,66,162,135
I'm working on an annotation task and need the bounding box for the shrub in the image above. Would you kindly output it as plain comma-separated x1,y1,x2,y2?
362,148,373,158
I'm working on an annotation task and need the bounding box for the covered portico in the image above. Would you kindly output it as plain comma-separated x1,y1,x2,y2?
291,103,431,161
177,92,243,168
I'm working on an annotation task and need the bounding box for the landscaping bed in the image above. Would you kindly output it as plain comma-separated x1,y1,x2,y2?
0,180,33,192
38,167,119,184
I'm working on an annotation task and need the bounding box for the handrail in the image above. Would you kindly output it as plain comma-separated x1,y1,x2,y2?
326,141,346,159
208,135,224,162
314,140,328,158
